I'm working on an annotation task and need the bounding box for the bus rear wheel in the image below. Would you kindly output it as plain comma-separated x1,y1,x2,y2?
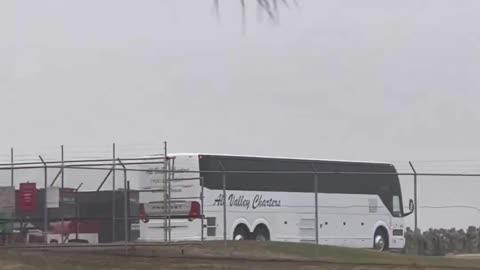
253,225,270,241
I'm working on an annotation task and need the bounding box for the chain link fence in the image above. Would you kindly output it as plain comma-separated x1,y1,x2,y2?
1,144,480,257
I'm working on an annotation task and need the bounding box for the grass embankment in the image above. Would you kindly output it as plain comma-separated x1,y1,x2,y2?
1,241,480,270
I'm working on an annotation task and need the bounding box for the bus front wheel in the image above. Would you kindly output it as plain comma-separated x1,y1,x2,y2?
373,227,389,252
253,225,270,241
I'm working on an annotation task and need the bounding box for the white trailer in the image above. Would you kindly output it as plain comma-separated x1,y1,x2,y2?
138,154,413,251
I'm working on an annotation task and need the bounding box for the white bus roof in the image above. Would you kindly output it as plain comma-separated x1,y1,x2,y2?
144,153,392,166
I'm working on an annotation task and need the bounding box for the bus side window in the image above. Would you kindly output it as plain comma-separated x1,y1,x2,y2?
206,217,216,236
392,195,401,217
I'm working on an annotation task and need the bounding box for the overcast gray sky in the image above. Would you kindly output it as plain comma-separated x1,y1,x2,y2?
2,0,480,161
2,0,480,229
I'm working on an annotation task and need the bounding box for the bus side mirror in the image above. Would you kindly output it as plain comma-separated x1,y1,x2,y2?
409,199,414,212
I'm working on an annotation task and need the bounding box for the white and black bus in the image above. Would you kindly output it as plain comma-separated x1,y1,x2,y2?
138,154,413,251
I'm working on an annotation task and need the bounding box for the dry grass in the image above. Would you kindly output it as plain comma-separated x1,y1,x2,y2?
2,241,480,270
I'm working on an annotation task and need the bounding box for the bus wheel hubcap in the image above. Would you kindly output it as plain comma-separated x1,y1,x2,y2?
256,235,266,241
234,234,245,240
374,235,385,251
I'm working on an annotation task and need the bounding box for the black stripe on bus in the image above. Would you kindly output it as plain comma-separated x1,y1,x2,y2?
198,155,403,217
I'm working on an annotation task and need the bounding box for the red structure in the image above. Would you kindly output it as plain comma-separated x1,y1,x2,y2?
18,183,36,212
49,220,100,235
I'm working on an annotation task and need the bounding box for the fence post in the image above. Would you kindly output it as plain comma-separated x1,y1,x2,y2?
112,143,116,243
409,162,418,233
167,157,175,243
163,142,168,243
75,182,83,241
123,167,128,244
61,146,64,190
314,174,319,247
10,148,14,187
127,181,131,243
61,145,65,244
200,177,205,242
39,155,48,244
75,186,79,240
117,159,129,253
9,148,14,246
222,172,227,248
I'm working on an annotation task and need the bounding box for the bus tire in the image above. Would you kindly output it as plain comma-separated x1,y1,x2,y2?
253,224,270,241
233,225,249,241
373,227,389,252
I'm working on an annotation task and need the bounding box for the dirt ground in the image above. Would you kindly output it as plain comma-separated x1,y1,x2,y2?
1,241,480,270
